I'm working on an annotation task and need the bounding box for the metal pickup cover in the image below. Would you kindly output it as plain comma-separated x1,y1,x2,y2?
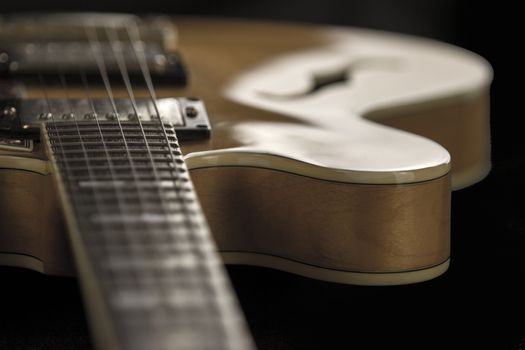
0,14,187,85
0,97,211,141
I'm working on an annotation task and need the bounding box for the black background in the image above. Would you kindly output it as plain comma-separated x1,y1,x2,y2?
1,1,518,349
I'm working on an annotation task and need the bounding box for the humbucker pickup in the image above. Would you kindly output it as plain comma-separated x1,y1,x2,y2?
0,14,187,85
0,97,211,141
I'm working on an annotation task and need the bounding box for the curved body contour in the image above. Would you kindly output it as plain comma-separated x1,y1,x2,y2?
0,18,492,285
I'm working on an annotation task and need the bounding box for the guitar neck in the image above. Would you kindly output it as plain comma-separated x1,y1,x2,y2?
43,119,252,350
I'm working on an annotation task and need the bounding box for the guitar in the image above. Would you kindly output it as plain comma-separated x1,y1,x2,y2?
0,13,492,349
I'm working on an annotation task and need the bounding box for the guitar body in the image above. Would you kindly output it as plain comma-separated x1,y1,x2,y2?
0,18,491,285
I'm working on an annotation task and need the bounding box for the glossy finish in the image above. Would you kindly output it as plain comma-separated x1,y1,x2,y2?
0,18,492,284
175,19,490,185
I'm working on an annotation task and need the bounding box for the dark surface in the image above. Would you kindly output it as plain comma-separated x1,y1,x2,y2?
1,1,517,349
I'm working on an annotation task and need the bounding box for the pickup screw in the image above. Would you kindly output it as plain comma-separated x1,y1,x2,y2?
0,53,8,64
185,106,198,118
106,113,118,120
128,113,142,120
84,113,97,120
1,107,17,119
38,113,52,120
9,61,19,72
62,113,75,120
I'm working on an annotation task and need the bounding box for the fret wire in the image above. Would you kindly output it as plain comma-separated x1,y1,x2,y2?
48,122,176,132
49,140,181,146
55,151,176,158
48,132,174,139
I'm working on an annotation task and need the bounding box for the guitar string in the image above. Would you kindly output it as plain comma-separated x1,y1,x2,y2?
125,21,243,345
124,24,197,236
79,45,141,284
85,25,149,224
103,24,185,339
84,24,160,331
104,24,172,214
104,21,219,340
43,32,147,326
123,24,206,267
107,21,218,338
126,21,248,348
119,19,200,331
124,20,227,291
80,69,167,288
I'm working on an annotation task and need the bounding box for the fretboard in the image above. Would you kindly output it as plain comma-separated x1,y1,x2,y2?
44,120,253,350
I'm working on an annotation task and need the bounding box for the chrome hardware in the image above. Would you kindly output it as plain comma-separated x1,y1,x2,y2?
9,61,19,72
1,97,211,140
1,106,16,119
185,106,198,118
0,137,33,152
0,106,20,131
0,14,188,86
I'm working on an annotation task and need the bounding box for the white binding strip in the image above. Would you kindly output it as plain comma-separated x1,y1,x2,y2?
221,251,450,286
0,252,45,273
185,150,450,184
0,150,449,185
